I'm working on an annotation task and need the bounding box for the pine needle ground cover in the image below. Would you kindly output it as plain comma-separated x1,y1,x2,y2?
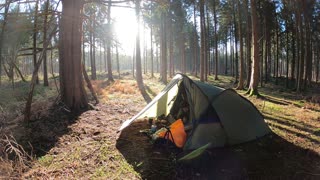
0,74,319,179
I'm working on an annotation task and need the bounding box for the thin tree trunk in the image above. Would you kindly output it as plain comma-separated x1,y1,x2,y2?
169,19,173,77
0,0,10,86
275,25,279,85
43,0,50,86
200,0,205,82
245,0,251,88
132,44,135,77
90,14,94,79
248,0,260,96
237,0,244,90
193,2,198,76
82,63,99,104
160,10,167,83
135,0,151,102
206,4,211,75
25,25,58,121
233,0,238,83
297,8,304,92
225,40,228,75
13,63,26,82
286,23,289,88
213,0,218,80
107,0,114,81
83,33,86,67
33,0,39,84
156,43,159,73
150,25,154,78
116,43,120,78
291,28,296,83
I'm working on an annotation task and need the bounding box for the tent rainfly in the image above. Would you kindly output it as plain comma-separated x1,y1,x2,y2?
119,74,271,150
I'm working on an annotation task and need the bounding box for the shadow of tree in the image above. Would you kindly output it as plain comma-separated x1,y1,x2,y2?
13,101,86,157
117,121,320,179
145,85,157,97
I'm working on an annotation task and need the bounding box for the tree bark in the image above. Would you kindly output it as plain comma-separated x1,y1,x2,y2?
160,9,167,83
233,0,239,83
193,1,198,76
43,0,50,86
248,0,260,96
33,0,39,84
245,0,251,88
0,0,10,86
60,0,88,112
213,0,218,80
107,0,114,81
236,0,244,90
135,0,151,103
116,43,120,78
297,6,304,92
200,0,205,82
169,18,173,77
150,25,154,78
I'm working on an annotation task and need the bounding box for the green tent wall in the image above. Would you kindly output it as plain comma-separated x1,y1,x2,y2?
119,74,271,150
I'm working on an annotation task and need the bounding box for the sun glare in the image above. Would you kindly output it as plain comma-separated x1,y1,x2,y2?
112,7,147,55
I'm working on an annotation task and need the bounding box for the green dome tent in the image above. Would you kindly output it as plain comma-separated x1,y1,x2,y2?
119,74,271,150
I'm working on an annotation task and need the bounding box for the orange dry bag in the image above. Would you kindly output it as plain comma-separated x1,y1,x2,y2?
158,119,187,148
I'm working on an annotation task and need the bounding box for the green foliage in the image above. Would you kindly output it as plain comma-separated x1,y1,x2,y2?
38,155,54,167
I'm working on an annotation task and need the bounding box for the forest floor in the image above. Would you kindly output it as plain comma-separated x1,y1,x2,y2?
0,73,320,179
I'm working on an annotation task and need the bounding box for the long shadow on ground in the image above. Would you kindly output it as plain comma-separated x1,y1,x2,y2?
117,120,320,179
12,101,85,157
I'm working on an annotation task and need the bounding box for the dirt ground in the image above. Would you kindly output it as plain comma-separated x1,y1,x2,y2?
1,74,320,179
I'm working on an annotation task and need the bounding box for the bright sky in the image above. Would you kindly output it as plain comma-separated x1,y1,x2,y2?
112,7,136,55
112,6,150,56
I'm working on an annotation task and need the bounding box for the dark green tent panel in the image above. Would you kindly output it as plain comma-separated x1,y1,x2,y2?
119,74,271,150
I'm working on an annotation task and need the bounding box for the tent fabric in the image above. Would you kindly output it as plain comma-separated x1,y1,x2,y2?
119,73,271,150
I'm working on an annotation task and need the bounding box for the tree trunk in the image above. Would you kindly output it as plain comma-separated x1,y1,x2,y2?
83,33,86,67
316,44,319,83
245,0,251,88
297,7,304,92
60,0,88,112
33,0,39,84
169,19,173,77
203,4,207,81
200,0,205,82
150,25,154,78
156,43,159,73
89,13,95,79
193,2,198,76
25,25,58,121
132,44,135,77
107,0,114,81
286,23,289,88
43,0,50,86
213,0,218,80
0,0,10,86
233,0,239,83
160,10,167,83
237,0,244,90
206,5,211,75
275,25,279,85
248,0,260,96
135,0,151,103
225,40,228,75
13,63,26,82
264,15,270,84
291,26,296,83
116,43,120,78
304,12,312,88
